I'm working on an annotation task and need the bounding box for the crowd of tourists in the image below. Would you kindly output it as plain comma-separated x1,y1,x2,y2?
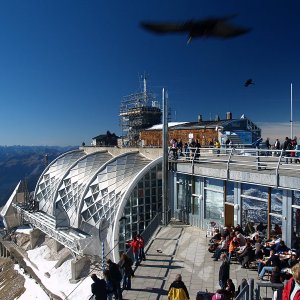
90,222,300,300
168,136,300,162
90,234,145,300
204,221,300,300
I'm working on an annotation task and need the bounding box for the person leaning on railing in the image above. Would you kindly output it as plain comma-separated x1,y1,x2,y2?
282,263,300,300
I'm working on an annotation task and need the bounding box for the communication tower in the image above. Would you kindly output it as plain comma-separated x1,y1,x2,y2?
119,75,162,146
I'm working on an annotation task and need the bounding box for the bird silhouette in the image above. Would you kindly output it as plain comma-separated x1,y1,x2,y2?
141,15,251,43
244,79,254,87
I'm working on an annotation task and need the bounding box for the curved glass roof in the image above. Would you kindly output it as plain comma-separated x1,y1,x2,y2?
35,150,86,215
78,152,151,229
55,151,113,227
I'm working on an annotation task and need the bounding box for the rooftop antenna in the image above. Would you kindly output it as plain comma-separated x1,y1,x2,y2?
290,83,293,139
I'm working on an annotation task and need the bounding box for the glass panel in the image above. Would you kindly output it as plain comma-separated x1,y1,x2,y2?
271,188,283,215
293,191,300,206
242,197,267,226
242,183,268,199
192,196,199,216
204,190,223,223
205,178,223,191
270,215,282,237
292,207,300,248
226,181,234,204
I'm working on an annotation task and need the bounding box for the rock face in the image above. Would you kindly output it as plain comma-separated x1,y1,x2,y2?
0,258,26,300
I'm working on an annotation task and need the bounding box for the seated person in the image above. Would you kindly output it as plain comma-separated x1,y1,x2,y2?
210,229,222,244
272,240,290,254
274,224,282,235
270,266,283,284
212,236,229,261
288,253,299,268
256,222,267,233
234,224,245,235
225,279,235,300
258,249,281,279
235,230,246,247
237,242,254,268
244,222,256,236
228,236,239,262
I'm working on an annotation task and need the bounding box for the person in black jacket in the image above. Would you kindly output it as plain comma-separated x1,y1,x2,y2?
258,249,281,279
168,274,190,300
118,253,134,290
219,254,230,289
237,242,254,268
91,274,107,300
107,259,123,300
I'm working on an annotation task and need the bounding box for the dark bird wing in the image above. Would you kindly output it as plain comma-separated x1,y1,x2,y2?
141,15,251,41
211,20,251,38
141,21,190,34
244,79,254,87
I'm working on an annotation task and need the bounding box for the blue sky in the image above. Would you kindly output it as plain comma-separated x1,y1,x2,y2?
0,1,299,146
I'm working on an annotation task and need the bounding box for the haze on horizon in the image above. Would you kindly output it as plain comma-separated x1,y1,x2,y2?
0,1,299,147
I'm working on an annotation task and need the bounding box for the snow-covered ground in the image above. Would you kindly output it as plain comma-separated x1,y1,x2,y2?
14,237,94,300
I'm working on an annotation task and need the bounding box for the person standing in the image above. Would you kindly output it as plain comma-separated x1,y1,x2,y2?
128,236,140,265
168,274,190,300
90,274,107,300
118,253,134,290
219,254,230,289
137,234,146,261
103,270,114,300
106,259,123,300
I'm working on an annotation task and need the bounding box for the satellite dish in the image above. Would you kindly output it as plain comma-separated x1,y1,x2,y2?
99,218,109,242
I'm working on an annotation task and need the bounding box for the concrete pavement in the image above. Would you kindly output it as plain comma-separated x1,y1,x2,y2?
123,222,261,300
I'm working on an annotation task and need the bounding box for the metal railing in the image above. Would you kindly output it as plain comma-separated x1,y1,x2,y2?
255,281,283,300
169,147,300,176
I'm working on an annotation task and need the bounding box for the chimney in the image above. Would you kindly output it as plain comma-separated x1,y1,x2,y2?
198,114,203,123
215,114,220,121
226,112,232,120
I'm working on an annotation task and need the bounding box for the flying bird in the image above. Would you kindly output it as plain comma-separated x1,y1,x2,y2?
141,15,251,43
244,79,254,87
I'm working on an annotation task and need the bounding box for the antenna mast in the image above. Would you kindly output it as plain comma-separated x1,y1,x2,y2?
290,83,293,139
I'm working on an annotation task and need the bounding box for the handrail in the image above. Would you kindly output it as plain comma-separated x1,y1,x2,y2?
255,281,283,300
170,147,300,180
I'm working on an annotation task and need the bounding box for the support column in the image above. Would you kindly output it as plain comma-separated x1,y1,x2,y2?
53,241,64,253
30,228,45,249
69,256,91,284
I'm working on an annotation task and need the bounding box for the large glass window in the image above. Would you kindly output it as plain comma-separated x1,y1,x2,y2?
270,188,283,235
204,178,224,224
241,183,268,227
225,181,234,204
204,190,224,221
119,164,163,253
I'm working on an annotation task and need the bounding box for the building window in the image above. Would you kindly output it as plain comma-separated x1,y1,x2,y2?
241,183,268,227
204,178,224,224
225,181,234,204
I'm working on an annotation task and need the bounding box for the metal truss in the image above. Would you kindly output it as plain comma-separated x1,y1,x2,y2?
12,204,91,256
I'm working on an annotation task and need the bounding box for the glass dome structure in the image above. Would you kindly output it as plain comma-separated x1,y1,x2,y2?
34,148,162,259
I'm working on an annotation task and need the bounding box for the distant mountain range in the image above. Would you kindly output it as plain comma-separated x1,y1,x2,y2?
0,146,76,207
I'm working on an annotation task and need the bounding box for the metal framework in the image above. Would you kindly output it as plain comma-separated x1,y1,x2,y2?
119,76,162,146
12,204,91,256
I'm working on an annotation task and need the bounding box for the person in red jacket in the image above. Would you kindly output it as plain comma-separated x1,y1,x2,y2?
128,236,140,266
282,263,300,300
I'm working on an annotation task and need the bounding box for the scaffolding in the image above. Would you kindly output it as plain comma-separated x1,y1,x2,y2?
119,76,162,146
